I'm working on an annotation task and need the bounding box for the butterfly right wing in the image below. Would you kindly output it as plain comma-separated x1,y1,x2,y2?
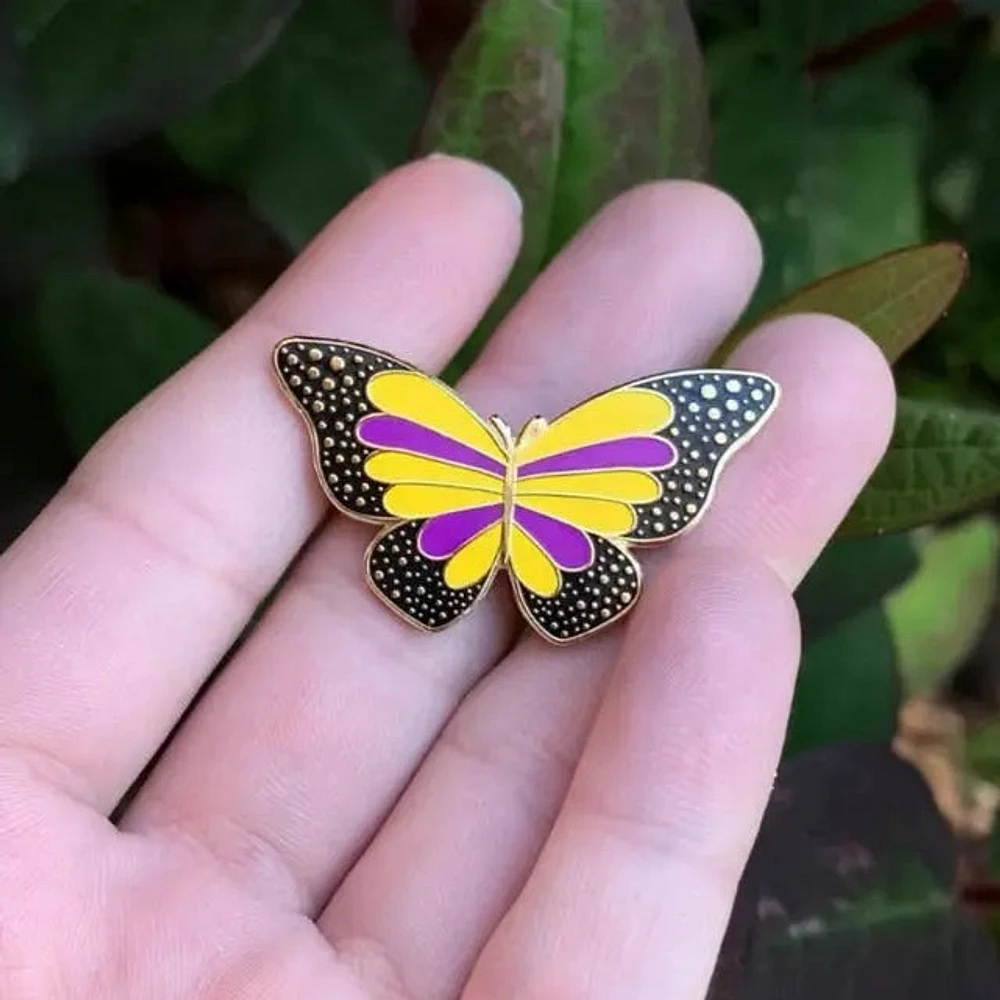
506,513,642,644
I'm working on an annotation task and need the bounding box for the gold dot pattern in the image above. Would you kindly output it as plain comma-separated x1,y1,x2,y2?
275,337,405,519
627,370,778,541
367,521,489,629
517,538,639,642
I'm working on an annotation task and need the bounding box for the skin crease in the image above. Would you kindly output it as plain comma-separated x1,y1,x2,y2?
0,156,894,1000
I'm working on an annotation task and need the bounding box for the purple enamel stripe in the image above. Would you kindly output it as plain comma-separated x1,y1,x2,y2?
519,435,676,477
418,504,504,560
514,506,593,571
357,414,505,476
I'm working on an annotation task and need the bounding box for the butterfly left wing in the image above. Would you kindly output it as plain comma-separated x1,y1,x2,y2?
275,336,509,631
509,369,779,643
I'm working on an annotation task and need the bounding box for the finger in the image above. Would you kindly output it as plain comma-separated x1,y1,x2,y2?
122,182,762,916
466,552,800,1000
320,319,894,999
0,155,522,811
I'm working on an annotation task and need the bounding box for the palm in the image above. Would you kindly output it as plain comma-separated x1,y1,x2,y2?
0,157,893,999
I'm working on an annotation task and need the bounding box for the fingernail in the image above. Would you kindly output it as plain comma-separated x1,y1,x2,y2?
424,152,522,215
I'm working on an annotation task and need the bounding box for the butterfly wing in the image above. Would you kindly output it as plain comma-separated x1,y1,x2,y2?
367,515,504,631
508,511,641,643
274,336,508,629
617,370,779,542
509,369,778,643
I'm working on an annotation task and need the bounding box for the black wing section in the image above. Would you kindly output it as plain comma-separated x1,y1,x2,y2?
511,535,642,645
366,520,500,632
624,370,779,543
273,337,409,522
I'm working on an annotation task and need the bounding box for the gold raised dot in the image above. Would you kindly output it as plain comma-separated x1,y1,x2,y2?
714,432,729,444
343,375,355,387
654,521,666,532
287,353,300,366
685,502,697,514
322,377,336,390
308,348,323,362
289,374,302,387
323,436,335,447
330,355,346,372
307,365,321,379
311,399,325,413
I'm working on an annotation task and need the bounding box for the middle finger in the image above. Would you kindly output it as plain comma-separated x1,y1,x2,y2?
122,180,762,916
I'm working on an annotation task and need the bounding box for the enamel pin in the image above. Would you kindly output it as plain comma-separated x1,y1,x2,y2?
274,338,779,644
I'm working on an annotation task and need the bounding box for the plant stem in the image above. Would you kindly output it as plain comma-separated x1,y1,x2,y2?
806,0,961,78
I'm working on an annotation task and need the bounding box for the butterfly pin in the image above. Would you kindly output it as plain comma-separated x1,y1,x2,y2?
273,338,779,644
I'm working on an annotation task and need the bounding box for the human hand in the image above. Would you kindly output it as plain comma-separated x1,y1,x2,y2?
0,155,894,999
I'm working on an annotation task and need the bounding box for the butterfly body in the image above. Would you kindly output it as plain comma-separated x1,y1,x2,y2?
274,338,779,644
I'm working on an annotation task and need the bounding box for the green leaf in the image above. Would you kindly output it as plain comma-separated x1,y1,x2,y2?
36,269,216,454
886,517,1000,697
710,44,926,313
795,533,918,645
713,243,968,365
170,0,426,249
715,743,1000,1000
759,0,932,54
0,160,105,291
3,0,299,179
925,38,1000,244
842,398,1000,537
421,0,710,378
783,605,899,759
967,721,1000,789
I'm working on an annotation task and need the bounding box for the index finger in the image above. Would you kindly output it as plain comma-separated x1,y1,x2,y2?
0,155,522,811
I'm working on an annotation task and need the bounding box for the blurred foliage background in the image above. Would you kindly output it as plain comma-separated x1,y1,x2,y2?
5,0,1000,995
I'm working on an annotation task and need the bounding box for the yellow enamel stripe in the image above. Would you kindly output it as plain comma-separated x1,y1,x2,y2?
517,494,636,535
516,469,661,503
508,523,560,597
366,452,503,493
515,387,673,464
382,484,501,519
444,522,503,589
367,370,506,461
